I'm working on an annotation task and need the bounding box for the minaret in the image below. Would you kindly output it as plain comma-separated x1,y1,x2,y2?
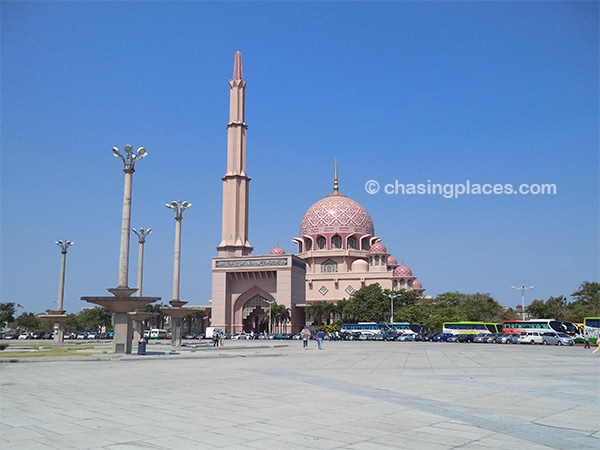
217,51,253,256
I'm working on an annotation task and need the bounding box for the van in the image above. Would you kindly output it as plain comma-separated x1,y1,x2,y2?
519,331,543,345
150,329,168,339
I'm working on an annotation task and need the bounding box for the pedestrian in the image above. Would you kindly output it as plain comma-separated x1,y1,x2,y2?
301,328,311,348
584,333,590,349
317,330,324,350
593,338,600,354
213,331,219,347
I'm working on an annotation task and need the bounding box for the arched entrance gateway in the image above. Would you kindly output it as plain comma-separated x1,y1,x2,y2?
241,294,272,334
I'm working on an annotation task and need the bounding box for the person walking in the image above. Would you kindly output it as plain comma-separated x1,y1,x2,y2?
301,328,311,349
593,338,600,354
584,333,590,349
317,330,324,350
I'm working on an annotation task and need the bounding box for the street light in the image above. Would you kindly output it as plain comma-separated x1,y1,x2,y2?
386,291,398,323
112,145,148,290
55,240,74,312
511,285,534,320
165,201,191,303
132,227,152,297
262,298,276,336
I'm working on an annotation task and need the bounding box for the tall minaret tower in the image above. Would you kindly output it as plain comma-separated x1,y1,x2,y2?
217,51,253,257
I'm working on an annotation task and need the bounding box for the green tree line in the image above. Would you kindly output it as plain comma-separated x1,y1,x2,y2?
306,281,599,334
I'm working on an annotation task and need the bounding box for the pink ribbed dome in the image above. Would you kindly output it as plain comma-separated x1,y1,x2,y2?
393,263,413,277
370,242,387,253
300,193,374,237
412,279,423,289
269,245,286,255
387,255,398,266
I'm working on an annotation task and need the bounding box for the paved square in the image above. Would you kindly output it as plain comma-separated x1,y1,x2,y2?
1,340,599,449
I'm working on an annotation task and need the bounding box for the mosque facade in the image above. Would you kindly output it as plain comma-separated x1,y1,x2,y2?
210,52,424,334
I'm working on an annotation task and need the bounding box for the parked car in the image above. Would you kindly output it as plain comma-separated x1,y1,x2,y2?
4,333,18,340
519,331,544,345
231,332,249,340
473,333,489,343
456,334,475,343
32,331,45,339
433,333,452,342
498,333,520,344
87,332,98,339
18,332,30,340
541,332,574,346
396,334,414,342
76,332,87,339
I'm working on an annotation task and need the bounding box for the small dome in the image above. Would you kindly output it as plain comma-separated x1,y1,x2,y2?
393,263,413,277
370,242,387,253
269,245,286,255
413,279,423,289
387,255,398,266
351,259,369,272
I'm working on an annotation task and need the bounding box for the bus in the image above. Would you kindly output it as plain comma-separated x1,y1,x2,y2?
442,322,499,335
149,328,168,339
340,322,393,335
583,317,600,344
502,320,578,337
389,322,424,335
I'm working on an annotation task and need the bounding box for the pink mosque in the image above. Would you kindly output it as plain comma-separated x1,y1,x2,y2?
210,52,425,334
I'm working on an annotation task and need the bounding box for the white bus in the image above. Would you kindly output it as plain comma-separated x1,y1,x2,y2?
149,329,168,339
389,322,424,335
340,322,393,335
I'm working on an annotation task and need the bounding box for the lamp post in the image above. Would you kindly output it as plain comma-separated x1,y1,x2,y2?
132,227,151,297
165,201,191,305
511,285,534,320
55,240,73,312
112,144,147,291
262,299,276,336
387,292,398,323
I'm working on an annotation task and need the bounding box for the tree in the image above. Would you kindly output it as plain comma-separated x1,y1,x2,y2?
15,312,40,332
568,281,600,321
271,304,291,332
0,302,16,328
344,283,389,322
77,307,112,332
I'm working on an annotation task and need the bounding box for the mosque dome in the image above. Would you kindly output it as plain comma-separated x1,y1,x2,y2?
370,242,387,253
269,245,286,255
393,263,413,277
387,255,398,266
299,193,374,237
413,279,423,289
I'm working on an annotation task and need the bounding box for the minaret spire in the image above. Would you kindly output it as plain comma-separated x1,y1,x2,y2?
233,51,243,80
333,158,339,194
217,51,253,256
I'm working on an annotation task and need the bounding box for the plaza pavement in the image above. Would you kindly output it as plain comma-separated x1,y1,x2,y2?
1,339,599,449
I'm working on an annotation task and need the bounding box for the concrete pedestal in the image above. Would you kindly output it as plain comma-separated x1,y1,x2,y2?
161,302,204,347
37,310,67,343
81,292,160,354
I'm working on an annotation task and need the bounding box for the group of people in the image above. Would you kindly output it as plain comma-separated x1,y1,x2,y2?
212,331,224,347
300,328,325,350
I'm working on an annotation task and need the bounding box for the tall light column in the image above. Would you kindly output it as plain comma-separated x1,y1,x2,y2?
511,285,534,320
132,227,152,297
112,145,147,291
262,298,276,335
387,292,398,324
166,201,191,305
55,240,74,312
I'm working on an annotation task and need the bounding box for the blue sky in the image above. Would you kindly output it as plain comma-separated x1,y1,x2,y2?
1,1,598,315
